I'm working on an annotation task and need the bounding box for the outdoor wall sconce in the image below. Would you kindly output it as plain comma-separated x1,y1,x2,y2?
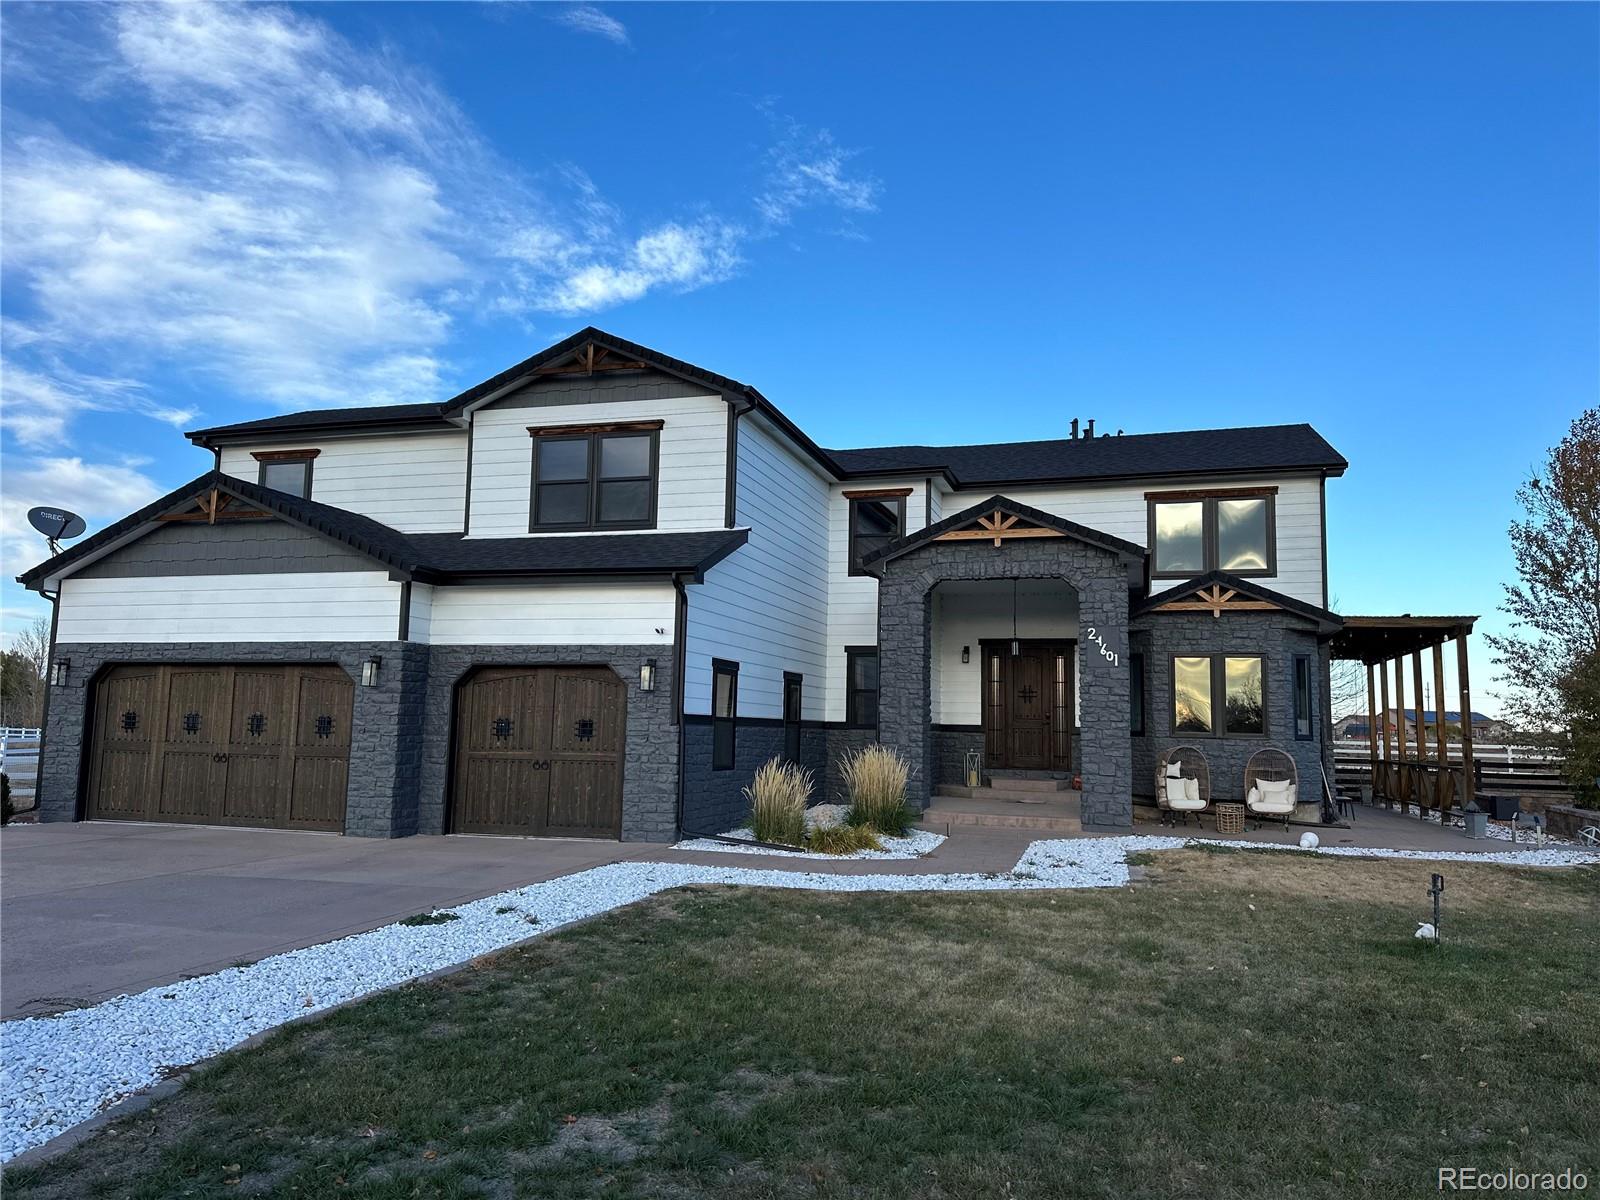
961,646,970,664
640,658,657,692
49,657,69,687
360,655,383,687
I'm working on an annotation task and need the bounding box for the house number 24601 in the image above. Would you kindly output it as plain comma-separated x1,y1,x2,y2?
1084,627,1121,667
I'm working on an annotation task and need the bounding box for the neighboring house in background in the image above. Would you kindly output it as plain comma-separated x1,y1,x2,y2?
21,328,1464,841
1335,710,1500,742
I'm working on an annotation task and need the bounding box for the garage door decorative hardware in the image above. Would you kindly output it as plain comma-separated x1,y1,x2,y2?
210,753,230,763
492,716,513,739
182,712,201,734
120,710,138,732
315,714,335,738
574,718,595,741
531,759,551,770
246,713,267,736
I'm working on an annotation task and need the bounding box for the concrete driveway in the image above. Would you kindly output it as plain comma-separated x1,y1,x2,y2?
0,822,656,1019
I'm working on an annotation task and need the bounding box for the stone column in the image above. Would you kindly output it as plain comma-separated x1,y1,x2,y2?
1076,576,1134,828
876,568,934,810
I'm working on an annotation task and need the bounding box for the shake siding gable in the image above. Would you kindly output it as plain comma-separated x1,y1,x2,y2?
467,392,728,536
220,432,467,533
684,417,830,719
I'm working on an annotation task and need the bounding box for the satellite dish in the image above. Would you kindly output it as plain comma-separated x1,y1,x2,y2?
28,506,86,541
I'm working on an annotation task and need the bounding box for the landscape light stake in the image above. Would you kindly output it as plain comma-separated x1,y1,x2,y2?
1427,873,1444,945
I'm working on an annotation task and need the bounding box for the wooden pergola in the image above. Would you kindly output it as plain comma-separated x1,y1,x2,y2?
1329,616,1478,817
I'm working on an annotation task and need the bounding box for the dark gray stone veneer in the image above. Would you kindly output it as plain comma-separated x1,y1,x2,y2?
1129,608,1331,808
40,641,678,842
873,539,1134,827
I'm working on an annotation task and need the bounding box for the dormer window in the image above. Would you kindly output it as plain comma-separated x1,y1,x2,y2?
1147,488,1276,578
529,421,661,531
252,449,319,499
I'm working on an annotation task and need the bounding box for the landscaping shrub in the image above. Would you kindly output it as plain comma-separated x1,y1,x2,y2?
805,823,883,855
841,744,913,835
1,773,12,826
746,757,810,845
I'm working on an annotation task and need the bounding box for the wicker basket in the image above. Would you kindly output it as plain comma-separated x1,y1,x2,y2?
1214,803,1245,835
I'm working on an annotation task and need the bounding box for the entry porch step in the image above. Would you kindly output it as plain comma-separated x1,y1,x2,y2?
918,794,1083,833
935,781,1075,804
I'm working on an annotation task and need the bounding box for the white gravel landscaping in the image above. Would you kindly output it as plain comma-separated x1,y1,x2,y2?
3,831,1596,1164
673,803,946,859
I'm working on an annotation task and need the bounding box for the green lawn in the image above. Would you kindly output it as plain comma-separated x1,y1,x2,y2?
9,851,1598,1200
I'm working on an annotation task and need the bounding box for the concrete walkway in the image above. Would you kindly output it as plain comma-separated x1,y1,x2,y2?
0,822,654,1019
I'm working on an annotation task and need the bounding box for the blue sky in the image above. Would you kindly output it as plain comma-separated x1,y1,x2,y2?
2,2,1595,714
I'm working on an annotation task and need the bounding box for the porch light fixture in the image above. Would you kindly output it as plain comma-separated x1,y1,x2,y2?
961,645,970,664
49,657,69,687
361,655,383,687
640,658,657,692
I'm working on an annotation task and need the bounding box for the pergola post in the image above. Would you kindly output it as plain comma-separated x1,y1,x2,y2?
1432,643,1449,809
1378,661,1392,803
1365,663,1379,800
1393,656,1407,807
1411,651,1428,809
1456,631,1475,812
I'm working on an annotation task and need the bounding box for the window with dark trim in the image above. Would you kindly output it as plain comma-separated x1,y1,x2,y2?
712,659,738,770
847,495,906,575
783,672,803,763
253,449,318,499
1148,490,1276,578
1130,652,1146,736
1171,654,1266,737
529,422,660,531
845,647,879,729
1293,654,1313,740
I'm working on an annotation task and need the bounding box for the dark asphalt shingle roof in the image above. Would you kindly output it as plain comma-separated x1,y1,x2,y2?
17,471,747,588
826,423,1347,484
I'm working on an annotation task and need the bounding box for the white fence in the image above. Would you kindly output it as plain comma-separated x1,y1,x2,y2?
2,729,40,801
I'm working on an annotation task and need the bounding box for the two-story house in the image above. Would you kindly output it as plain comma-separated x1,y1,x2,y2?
20,328,1357,840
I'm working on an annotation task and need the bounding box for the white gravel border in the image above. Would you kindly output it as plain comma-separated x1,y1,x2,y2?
674,804,945,860
3,833,1595,1163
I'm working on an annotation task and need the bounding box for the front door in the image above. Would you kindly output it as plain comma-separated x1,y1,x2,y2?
981,641,1073,771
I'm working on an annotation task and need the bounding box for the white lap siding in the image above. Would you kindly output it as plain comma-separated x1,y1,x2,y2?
467,392,728,537
424,584,675,646
685,417,830,719
55,573,403,643
220,433,468,533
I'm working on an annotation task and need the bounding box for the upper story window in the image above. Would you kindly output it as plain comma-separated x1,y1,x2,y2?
845,489,909,575
1147,488,1276,578
252,449,318,499
529,421,661,531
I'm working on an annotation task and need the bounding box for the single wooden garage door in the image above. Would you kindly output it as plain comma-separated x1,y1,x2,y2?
451,667,626,838
86,664,353,831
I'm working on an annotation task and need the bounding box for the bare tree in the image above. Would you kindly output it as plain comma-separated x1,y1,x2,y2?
3,616,51,727
1486,408,1600,804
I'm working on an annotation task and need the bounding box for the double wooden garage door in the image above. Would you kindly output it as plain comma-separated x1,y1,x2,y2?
87,664,353,830
451,667,625,838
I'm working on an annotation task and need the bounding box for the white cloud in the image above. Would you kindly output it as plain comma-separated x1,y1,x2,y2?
757,120,880,229
552,5,629,46
1,454,166,576
0,2,880,457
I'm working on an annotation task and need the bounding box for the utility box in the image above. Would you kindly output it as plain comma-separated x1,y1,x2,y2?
1461,802,1487,839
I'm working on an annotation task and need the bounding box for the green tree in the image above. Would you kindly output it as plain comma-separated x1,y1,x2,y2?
1486,407,1600,806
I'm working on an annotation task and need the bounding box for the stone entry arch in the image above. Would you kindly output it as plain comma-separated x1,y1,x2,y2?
865,497,1141,827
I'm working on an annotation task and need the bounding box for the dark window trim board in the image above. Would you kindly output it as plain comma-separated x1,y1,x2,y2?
529,425,661,532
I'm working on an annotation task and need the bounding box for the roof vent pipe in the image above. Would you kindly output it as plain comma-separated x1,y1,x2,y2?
1085,418,1096,439
1070,417,1079,440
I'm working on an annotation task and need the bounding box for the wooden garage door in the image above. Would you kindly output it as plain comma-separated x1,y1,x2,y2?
86,664,353,831
451,667,626,839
